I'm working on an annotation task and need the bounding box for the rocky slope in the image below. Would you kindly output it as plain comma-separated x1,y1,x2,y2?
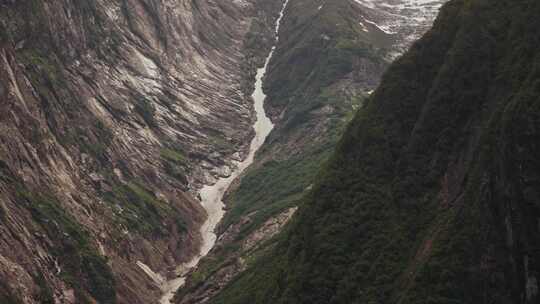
0,0,283,303
204,0,540,303
174,0,446,303
352,0,447,59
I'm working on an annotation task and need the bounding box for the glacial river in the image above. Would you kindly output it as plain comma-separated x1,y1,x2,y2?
158,1,290,303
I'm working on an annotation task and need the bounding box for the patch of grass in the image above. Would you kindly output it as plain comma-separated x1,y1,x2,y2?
161,147,189,185
17,188,117,303
104,181,166,235
208,135,232,153
63,121,113,164
163,161,188,184
104,180,187,237
34,274,55,304
160,148,187,165
221,148,331,238
17,49,63,85
0,22,10,43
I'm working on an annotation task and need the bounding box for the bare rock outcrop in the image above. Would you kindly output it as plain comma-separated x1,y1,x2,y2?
0,0,279,303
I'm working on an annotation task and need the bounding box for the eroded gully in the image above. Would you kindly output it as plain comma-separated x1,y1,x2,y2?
157,1,290,303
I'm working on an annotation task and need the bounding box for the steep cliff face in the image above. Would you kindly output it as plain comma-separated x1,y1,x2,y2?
0,0,281,303
175,0,446,302
207,0,540,303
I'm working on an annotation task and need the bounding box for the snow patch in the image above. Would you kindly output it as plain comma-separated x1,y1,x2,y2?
352,0,446,58
363,18,396,34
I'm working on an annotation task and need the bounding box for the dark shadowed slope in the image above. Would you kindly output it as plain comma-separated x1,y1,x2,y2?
210,0,540,303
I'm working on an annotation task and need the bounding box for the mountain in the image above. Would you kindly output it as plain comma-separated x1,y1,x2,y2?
203,0,540,303
0,0,284,303
174,0,446,302
352,0,447,59
2,0,538,303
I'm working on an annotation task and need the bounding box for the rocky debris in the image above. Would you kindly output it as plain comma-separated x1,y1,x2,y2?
176,207,298,304
242,207,297,251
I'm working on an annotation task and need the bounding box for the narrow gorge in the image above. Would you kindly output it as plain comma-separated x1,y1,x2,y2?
158,1,289,302
1,1,538,304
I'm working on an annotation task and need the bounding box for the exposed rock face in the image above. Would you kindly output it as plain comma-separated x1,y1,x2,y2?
0,0,281,303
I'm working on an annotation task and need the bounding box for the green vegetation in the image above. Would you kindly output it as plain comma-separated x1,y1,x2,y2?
0,279,21,304
34,274,55,304
221,0,376,238
178,0,385,301
0,22,10,43
15,47,116,166
61,120,114,164
17,188,117,303
208,134,234,152
104,181,168,235
163,161,189,185
16,49,64,86
209,0,540,303
82,121,114,161
161,148,187,165
103,180,188,237
244,13,275,62
221,145,333,239
264,0,387,112
134,97,157,128
161,146,189,184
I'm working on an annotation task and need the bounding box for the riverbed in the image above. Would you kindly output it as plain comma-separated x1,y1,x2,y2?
158,1,290,303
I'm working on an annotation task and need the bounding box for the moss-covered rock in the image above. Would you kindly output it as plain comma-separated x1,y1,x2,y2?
17,189,117,303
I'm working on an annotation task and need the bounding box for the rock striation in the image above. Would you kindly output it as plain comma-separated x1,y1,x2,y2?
0,0,282,303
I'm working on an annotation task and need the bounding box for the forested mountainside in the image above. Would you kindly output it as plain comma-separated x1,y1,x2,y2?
175,0,445,302
207,0,540,303
0,0,283,303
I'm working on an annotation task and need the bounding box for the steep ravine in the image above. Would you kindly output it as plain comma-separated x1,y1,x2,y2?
175,0,447,303
158,1,290,303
